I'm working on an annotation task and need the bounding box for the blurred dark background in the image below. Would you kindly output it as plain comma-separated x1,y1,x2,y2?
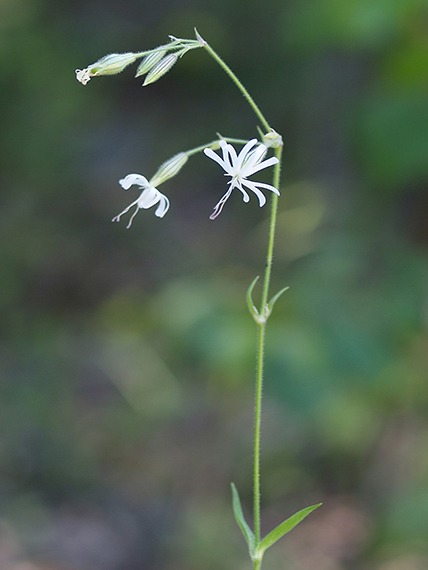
2,0,428,569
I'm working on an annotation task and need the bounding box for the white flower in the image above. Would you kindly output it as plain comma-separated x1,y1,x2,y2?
203,139,280,220
112,174,170,228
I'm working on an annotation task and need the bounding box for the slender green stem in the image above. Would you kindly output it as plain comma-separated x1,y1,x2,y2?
253,320,265,546
186,137,249,156
252,147,282,566
201,41,270,132
200,33,283,570
134,38,200,59
260,146,282,312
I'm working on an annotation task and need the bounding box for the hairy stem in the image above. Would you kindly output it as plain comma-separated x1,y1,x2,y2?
253,146,282,564
201,41,270,132
201,34,283,570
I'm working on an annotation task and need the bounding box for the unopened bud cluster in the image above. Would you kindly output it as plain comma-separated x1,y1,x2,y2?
75,33,203,86
75,30,282,228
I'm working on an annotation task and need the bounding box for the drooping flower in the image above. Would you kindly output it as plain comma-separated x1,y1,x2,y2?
203,139,279,220
112,174,170,228
75,52,138,85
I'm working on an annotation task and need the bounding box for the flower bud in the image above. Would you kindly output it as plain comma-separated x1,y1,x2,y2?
135,50,167,77
260,128,283,149
150,152,189,187
75,52,138,85
143,54,178,86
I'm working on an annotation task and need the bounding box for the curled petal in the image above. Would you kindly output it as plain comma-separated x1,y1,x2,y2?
119,173,150,190
232,179,250,203
238,179,266,206
244,180,280,195
154,194,170,217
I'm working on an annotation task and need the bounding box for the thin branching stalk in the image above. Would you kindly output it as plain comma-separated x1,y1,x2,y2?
202,36,283,569
201,41,270,133
253,149,282,556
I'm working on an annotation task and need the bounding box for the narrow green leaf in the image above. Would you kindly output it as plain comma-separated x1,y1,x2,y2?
231,483,255,556
256,503,321,558
267,286,289,316
246,276,260,322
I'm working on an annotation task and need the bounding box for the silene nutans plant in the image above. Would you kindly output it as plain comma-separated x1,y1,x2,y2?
76,29,321,570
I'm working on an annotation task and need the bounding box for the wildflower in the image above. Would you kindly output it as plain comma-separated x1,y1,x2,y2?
75,52,138,85
203,139,279,220
112,174,170,228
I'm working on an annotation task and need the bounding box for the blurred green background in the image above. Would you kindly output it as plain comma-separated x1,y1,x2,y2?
2,0,428,568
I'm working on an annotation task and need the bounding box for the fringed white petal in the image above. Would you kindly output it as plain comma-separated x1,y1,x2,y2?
204,139,280,219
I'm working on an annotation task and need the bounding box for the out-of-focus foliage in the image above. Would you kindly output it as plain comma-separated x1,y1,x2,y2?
2,0,428,569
